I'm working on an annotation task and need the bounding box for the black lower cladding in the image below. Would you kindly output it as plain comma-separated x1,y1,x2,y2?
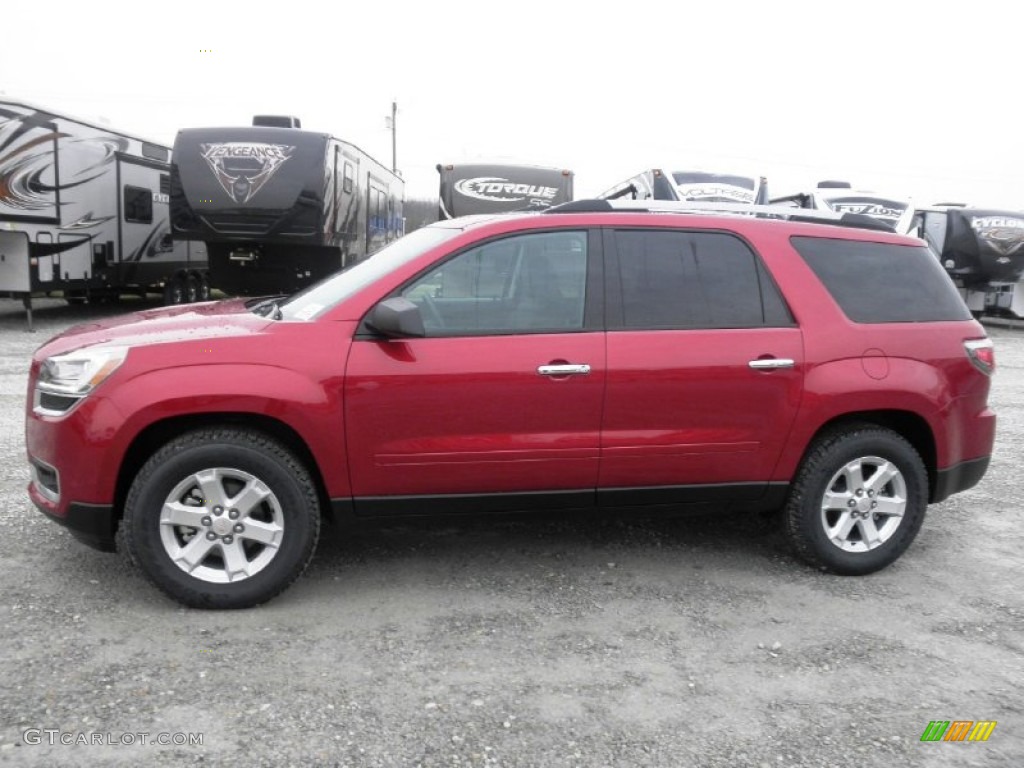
35,500,117,552
931,456,991,503
340,482,790,518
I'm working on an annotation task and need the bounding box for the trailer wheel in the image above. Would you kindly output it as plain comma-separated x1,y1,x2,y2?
185,275,200,303
197,274,211,301
163,276,187,305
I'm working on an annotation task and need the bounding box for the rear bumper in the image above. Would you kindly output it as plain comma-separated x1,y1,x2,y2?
30,483,117,552
932,455,991,504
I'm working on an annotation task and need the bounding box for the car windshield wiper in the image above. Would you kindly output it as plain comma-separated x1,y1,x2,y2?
249,296,287,319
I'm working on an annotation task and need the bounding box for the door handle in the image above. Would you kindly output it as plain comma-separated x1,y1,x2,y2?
537,364,591,376
748,358,795,370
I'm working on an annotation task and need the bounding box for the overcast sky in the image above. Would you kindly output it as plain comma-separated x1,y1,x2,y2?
3,0,1022,207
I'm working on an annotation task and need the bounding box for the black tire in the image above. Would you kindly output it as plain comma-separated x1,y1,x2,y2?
197,273,211,301
123,429,320,608
185,275,200,303
784,425,927,575
162,276,186,306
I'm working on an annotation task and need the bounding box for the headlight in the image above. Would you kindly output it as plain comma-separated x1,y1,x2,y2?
35,346,128,414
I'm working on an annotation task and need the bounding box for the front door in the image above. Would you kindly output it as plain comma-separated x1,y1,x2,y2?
344,228,604,514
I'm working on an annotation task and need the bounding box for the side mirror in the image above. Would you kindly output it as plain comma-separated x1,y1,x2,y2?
366,297,425,338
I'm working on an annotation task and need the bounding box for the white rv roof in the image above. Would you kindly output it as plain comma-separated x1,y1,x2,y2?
0,97,170,149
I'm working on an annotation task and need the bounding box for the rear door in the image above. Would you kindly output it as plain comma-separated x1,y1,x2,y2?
599,227,804,504
344,228,605,513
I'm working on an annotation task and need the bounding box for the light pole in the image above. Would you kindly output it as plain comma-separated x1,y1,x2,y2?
387,100,397,174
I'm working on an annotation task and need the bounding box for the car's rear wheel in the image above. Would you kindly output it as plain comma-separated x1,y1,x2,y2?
784,425,927,575
123,429,320,608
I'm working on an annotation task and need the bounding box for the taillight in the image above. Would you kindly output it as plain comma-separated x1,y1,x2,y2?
965,338,995,375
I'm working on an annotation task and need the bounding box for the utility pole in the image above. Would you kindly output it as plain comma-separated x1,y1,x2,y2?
388,100,397,174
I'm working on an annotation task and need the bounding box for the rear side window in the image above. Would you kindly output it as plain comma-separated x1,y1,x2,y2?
612,229,793,329
792,237,971,323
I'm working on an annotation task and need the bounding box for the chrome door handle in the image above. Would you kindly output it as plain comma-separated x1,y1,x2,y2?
748,358,795,370
537,364,591,376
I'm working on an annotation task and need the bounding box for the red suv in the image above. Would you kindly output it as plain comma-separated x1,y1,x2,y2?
25,201,996,608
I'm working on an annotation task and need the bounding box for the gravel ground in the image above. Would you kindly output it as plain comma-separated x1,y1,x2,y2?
0,297,1021,767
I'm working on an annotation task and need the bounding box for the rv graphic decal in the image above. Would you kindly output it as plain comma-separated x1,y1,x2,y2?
0,107,126,212
970,215,1024,257
453,177,559,203
61,212,117,230
828,200,907,222
200,142,295,204
674,184,755,203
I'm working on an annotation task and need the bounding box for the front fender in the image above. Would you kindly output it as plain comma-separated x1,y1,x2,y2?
102,363,347,498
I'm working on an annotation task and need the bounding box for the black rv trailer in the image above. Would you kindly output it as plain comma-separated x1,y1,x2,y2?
917,206,1024,316
171,118,404,296
0,100,207,328
437,163,573,219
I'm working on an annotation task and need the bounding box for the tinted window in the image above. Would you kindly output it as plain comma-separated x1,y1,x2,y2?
614,230,790,329
123,186,153,223
402,231,587,335
791,237,972,323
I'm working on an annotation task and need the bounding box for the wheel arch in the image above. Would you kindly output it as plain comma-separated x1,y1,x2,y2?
113,412,333,531
800,410,938,502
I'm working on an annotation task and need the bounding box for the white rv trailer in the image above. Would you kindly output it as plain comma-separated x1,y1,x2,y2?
598,169,770,205
770,181,918,234
0,100,207,328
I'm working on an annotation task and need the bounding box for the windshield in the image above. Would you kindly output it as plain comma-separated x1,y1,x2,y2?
278,226,462,321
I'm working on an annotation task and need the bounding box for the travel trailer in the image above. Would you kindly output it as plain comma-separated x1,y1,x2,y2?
771,181,917,233
599,169,769,205
0,100,206,327
437,163,574,218
171,116,404,296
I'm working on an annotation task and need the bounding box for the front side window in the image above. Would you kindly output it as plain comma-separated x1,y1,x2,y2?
401,230,588,335
279,225,462,320
613,229,790,329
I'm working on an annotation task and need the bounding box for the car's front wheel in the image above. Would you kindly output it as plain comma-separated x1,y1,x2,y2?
123,429,320,608
784,425,928,575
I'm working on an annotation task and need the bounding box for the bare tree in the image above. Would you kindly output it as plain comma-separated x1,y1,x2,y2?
403,198,440,233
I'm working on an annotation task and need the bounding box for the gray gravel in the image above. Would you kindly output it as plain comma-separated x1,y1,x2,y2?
1,297,1021,767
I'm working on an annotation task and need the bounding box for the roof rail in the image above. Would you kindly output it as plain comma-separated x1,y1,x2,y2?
544,199,897,233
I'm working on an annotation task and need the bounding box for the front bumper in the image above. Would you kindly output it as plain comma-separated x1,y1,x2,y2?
29,482,117,551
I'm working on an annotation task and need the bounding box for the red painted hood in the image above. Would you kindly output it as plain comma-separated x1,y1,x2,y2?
34,299,274,359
